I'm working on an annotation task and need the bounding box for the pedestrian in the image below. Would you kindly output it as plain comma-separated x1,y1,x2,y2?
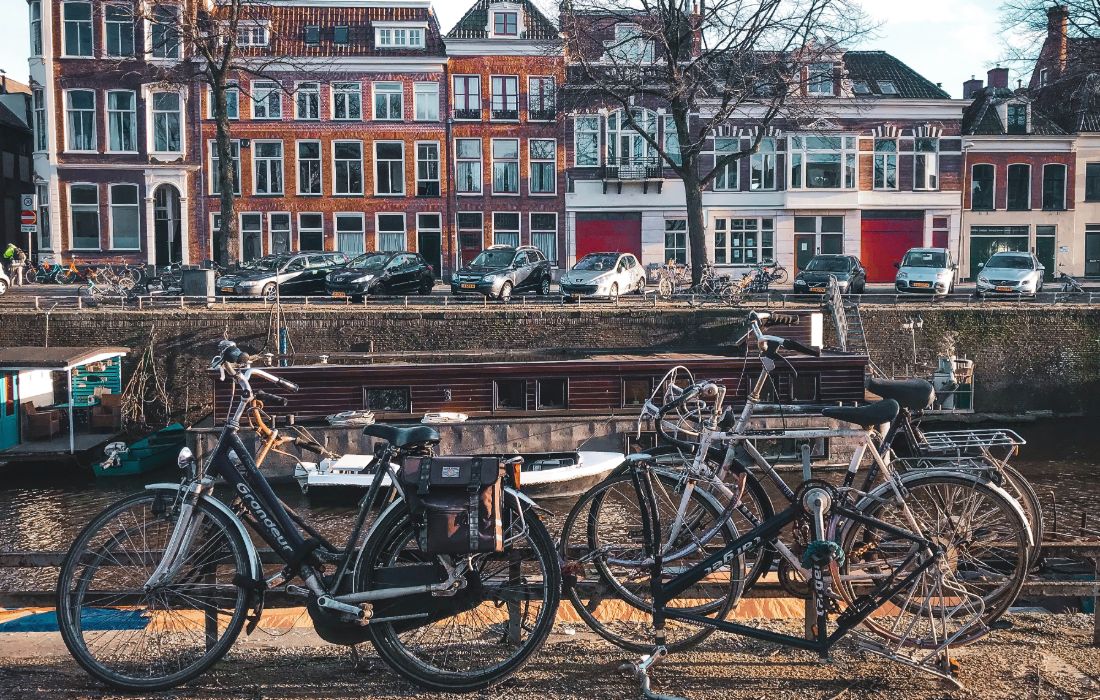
3,243,26,286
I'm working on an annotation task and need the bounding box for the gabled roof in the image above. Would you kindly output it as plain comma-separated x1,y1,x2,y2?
962,86,1068,136
842,51,950,99
447,0,558,41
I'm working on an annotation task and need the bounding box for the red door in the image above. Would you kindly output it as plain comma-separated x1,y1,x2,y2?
860,215,924,283
575,213,642,261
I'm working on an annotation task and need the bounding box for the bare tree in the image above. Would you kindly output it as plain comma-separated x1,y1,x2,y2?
1000,0,1100,67
561,0,871,284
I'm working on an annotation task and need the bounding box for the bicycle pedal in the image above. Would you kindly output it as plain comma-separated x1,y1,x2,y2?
285,584,310,598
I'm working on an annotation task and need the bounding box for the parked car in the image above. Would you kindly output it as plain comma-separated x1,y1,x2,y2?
326,251,435,300
216,252,349,298
976,251,1045,296
560,252,646,301
793,254,867,294
894,247,956,295
0,266,9,295
450,245,552,301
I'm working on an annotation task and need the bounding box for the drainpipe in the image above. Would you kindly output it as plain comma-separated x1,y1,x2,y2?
959,141,971,281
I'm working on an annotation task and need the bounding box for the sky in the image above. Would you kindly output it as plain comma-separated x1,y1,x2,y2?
0,0,1022,99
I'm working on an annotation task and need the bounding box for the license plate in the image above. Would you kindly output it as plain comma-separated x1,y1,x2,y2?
461,283,476,289
332,291,347,298
810,286,825,293
995,285,1014,292
912,282,931,288
221,286,235,293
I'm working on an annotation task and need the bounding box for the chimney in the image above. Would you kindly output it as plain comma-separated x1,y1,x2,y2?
1047,4,1069,76
987,66,1009,89
963,75,984,99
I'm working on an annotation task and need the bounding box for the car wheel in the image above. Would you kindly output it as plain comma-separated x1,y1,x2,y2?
498,281,513,302
352,295,365,304
609,283,619,302
419,281,433,295
261,282,278,300
538,277,550,296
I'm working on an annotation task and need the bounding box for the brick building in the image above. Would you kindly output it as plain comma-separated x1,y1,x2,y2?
0,77,34,253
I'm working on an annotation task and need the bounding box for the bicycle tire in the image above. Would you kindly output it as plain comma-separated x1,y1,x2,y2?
773,267,788,285
998,464,1044,567
359,495,560,693
57,491,251,691
658,278,673,299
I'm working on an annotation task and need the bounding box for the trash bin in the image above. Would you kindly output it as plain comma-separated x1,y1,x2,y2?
181,268,215,302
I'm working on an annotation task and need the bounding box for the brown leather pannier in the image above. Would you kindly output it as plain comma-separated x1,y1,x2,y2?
397,456,506,555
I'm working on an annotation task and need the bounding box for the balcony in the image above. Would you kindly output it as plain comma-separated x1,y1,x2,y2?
600,157,664,194
452,108,481,121
491,109,519,121
528,108,557,122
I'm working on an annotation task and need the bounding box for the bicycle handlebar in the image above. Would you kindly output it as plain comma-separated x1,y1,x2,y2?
781,338,821,357
255,390,288,407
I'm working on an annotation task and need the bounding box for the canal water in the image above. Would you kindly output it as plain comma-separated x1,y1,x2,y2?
0,417,1095,589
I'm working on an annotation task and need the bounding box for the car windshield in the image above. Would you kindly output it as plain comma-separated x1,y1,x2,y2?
471,249,515,268
986,254,1033,270
348,253,389,270
902,251,947,268
245,258,282,272
805,257,850,272
574,254,619,271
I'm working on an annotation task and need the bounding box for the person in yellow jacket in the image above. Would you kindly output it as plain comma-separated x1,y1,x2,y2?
3,243,26,285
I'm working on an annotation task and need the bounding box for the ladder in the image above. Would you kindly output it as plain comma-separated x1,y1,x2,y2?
823,277,883,377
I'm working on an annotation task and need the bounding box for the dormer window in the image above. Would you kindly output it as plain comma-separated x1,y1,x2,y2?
493,11,519,37
852,81,871,95
1007,104,1028,134
877,81,898,96
376,23,426,48
237,22,269,47
1039,68,1050,87
608,24,655,63
808,63,834,95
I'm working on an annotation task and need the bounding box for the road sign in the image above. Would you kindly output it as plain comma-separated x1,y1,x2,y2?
19,194,37,235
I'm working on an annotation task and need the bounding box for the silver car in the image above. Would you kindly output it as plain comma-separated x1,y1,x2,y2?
560,252,646,300
894,248,956,295
976,251,1046,296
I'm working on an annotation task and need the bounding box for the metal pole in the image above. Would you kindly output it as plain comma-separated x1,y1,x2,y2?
67,369,75,454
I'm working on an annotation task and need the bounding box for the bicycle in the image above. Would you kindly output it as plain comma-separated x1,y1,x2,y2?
57,340,560,693
656,260,690,299
30,259,67,284
1056,268,1085,301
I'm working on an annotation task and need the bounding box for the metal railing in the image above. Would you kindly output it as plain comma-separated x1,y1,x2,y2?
599,157,663,181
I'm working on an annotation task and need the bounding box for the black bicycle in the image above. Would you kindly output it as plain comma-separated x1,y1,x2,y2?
57,340,559,692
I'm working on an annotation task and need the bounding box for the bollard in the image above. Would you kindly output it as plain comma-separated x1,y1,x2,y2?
34,296,39,310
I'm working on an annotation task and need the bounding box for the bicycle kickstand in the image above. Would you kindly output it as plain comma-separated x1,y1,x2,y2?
619,646,686,700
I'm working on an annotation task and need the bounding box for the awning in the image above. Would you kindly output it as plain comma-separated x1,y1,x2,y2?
0,347,129,372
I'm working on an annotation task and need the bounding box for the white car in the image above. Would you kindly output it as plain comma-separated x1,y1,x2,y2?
0,267,9,295
560,252,646,300
976,252,1046,296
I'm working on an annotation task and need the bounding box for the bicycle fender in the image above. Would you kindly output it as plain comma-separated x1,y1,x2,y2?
144,483,263,582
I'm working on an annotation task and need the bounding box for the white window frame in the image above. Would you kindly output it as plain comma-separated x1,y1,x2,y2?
606,108,658,163
416,212,442,253
750,137,776,191
69,182,101,251
490,75,519,121
413,82,440,122
236,21,270,47
807,62,834,95
268,211,293,256
373,81,403,121
1042,162,1068,211
104,3,135,58
105,89,138,154
455,138,483,195
527,76,556,121
872,138,898,191
492,211,521,248
332,82,362,121
29,0,43,57
788,133,858,190
295,81,320,120
374,22,426,48
376,212,407,252
296,139,323,196
32,88,46,152
574,116,601,167
914,137,939,191
490,9,521,38
209,212,221,259
528,138,557,196
332,140,364,195
415,141,440,197
374,140,405,196
529,212,558,265
61,1,93,58
108,183,140,251
491,138,520,195
252,139,285,195
208,139,242,195
713,137,739,191
206,84,239,120
251,80,282,120
453,75,481,119
149,90,184,155
712,217,776,265
297,212,325,251
147,4,181,61
239,212,265,262
64,88,97,153
334,212,366,255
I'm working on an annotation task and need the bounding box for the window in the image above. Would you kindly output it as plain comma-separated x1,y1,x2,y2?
492,139,520,194
335,213,365,256
32,88,46,151
607,109,657,164
298,213,324,250
1039,68,1050,87
714,218,774,265
789,135,857,189
493,11,519,37
494,379,527,411
878,81,898,95
492,212,520,247
1007,104,1028,135
240,213,263,262
105,5,134,57
151,92,182,153
297,140,322,195
237,22,269,47
529,139,556,195
270,213,291,255
1043,163,1067,210
414,82,439,121
253,141,283,195
623,378,653,407
376,25,425,48
364,387,411,413
1006,164,1030,211
456,139,482,194
453,76,480,119
1086,163,1100,202
490,76,518,120
609,23,654,63
106,91,136,152
664,115,681,166
69,184,99,249
296,82,319,119
63,2,93,57
528,77,555,120
150,5,180,59
333,25,349,45
375,141,404,195
873,139,898,190
575,116,601,166
808,63,834,95
65,90,95,151
377,214,406,252
537,379,567,410
665,219,687,264
29,1,42,56
531,213,557,264
750,138,776,190
458,212,483,257
36,184,49,250
416,142,440,197
251,81,282,119
794,215,845,255
914,138,939,190
333,82,362,120
109,184,139,249
304,25,320,45
852,80,871,95
208,84,239,119
333,141,363,195
210,140,241,195
714,137,739,191
373,82,403,120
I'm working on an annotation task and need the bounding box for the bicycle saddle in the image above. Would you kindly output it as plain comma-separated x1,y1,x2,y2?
821,399,899,428
866,377,934,411
362,423,441,447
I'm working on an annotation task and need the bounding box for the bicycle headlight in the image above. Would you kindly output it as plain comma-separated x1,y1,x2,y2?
177,447,197,478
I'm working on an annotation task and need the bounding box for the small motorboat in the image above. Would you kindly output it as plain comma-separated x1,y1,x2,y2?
93,423,187,477
294,450,623,501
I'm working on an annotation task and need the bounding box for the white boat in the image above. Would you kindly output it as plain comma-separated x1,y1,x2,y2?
293,450,624,501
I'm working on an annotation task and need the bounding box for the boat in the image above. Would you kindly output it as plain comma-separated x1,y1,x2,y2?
93,423,187,477
293,450,624,501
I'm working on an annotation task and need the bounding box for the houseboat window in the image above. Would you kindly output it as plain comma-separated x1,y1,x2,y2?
3,375,13,417
622,378,653,406
363,387,410,413
791,374,818,402
494,379,527,411
537,379,567,410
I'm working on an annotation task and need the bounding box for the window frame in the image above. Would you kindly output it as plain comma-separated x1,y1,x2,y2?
913,137,939,191
29,0,42,57
492,211,521,248
415,141,441,197
206,84,240,120
149,90,184,155
807,62,835,96
374,23,426,48
332,140,364,196
453,75,481,119
332,81,363,121
64,88,97,153
455,138,483,195
413,81,440,122
104,3,135,58
788,133,858,190
970,163,996,211
105,89,138,154
268,212,293,256
208,139,242,196
297,212,325,251
528,138,557,196
236,21,269,48
575,116,601,167
372,81,404,121
334,212,366,256
530,212,558,265
492,10,520,38
62,1,94,58
1042,163,1067,211
68,182,101,251
296,139,323,196
376,212,407,252
664,219,688,265
107,183,140,251
527,76,556,121
872,138,898,191
491,138,521,195
32,88,46,152
490,75,519,121
373,140,406,196
148,4,181,60
250,80,282,120
239,211,265,263
536,378,568,411
251,140,285,196
1007,104,1028,135
712,217,775,265
713,136,740,191
750,137,776,191
295,81,320,120
1006,163,1031,211
1085,163,1100,203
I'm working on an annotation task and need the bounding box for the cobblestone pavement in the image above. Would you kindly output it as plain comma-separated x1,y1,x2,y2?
1,613,1098,699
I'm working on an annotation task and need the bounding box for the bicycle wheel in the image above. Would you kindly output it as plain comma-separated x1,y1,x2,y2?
998,464,1044,566
835,472,1030,647
658,278,673,299
358,494,559,692
57,491,251,691
559,471,743,653
773,267,788,284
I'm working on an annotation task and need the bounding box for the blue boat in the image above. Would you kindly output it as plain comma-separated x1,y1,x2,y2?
93,423,187,477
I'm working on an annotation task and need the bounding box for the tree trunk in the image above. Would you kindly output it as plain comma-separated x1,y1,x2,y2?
682,171,708,286
212,77,236,267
